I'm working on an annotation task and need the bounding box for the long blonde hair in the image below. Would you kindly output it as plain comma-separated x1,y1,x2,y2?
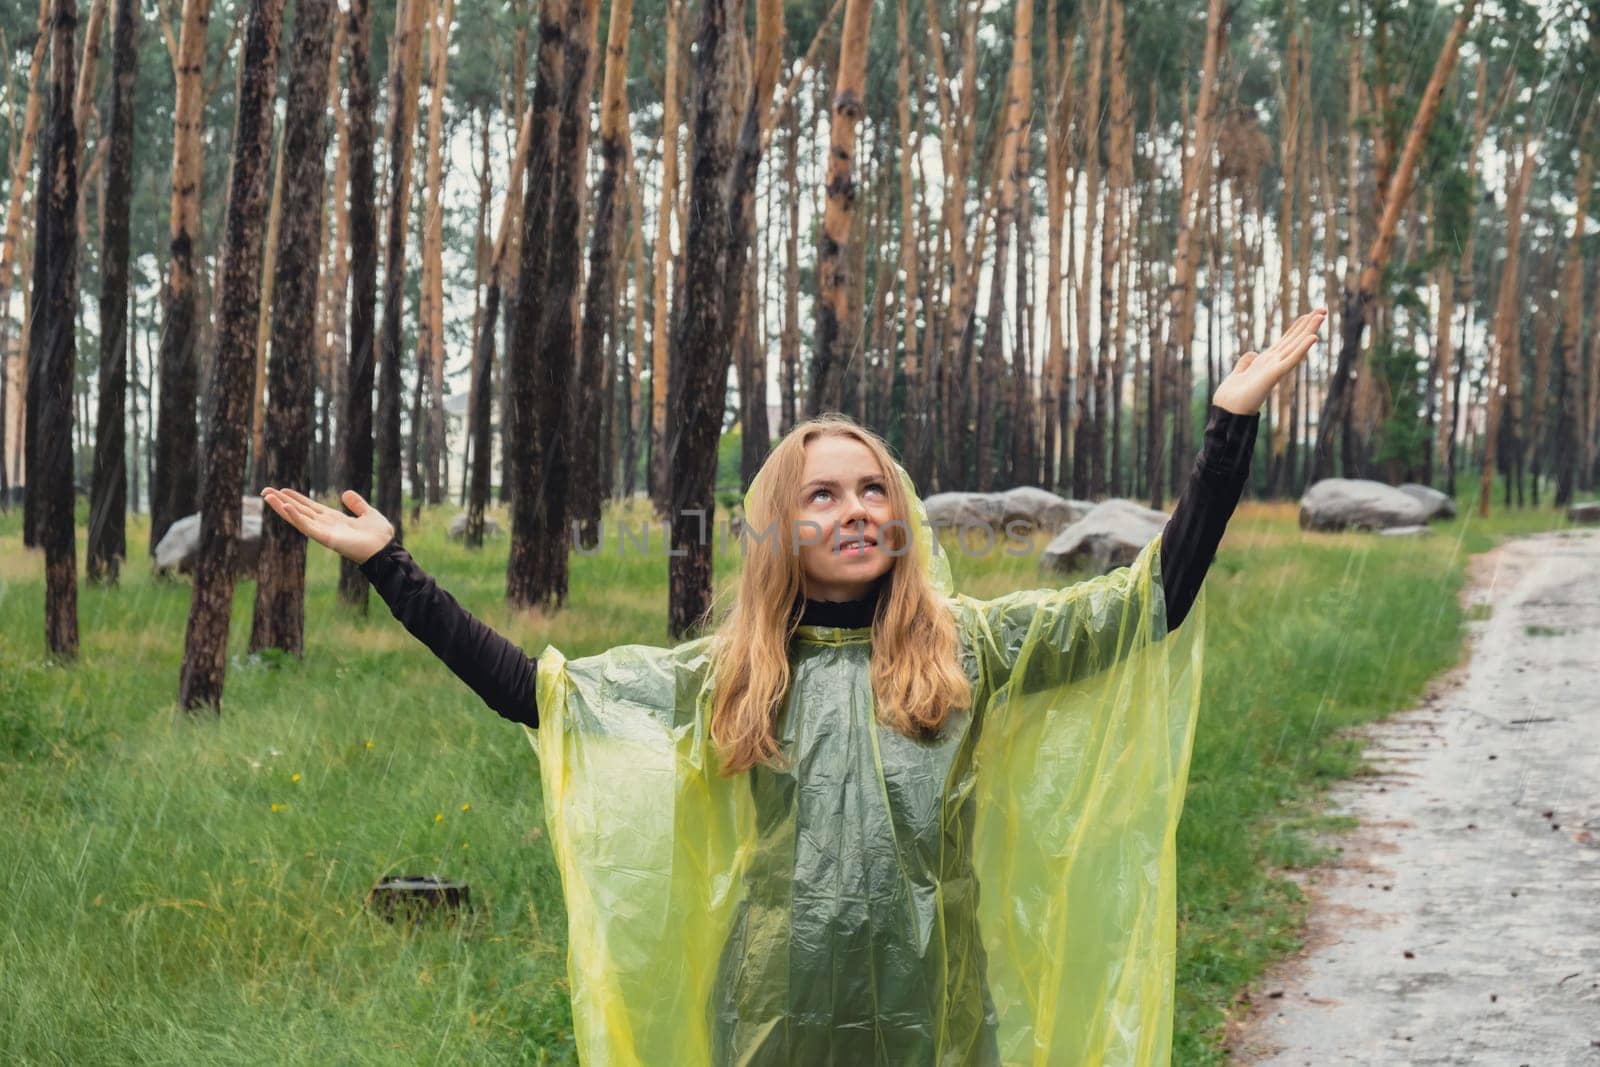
707,415,972,776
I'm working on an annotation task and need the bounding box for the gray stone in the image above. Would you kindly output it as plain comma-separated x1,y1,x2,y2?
153,496,264,577
1377,524,1431,537
995,486,1094,534
922,492,1005,534
1398,483,1456,520
1299,478,1433,531
447,511,502,540
1567,501,1600,525
1040,498,1170,574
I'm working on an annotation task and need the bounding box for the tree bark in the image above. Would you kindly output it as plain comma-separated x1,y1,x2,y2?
151,0,213,555
666,0,744,637
87,0,135,583
807,0,871,416
1479,130,1535,518
648,0,681,504
0,0,48,509
975,0,1032,492
418,0,454,508
339,0,377,606
465,106,533,548
36,0,80,657
375,0,425,541
178,0,284,711
248,0,334,655
573,0,634,547
1554,105,1594,507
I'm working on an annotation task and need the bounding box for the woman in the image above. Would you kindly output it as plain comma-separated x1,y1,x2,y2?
264,308,1325,1065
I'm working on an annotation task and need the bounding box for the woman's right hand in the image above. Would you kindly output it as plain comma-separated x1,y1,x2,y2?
260,487,395,564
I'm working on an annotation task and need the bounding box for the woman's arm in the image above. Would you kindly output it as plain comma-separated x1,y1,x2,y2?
1158,404,1259,631
258,487,539,727
360,540,540,727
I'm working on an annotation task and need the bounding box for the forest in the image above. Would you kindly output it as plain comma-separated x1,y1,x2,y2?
5,0,1599,706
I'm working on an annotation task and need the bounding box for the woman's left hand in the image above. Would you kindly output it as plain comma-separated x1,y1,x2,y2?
1212,306,1328,415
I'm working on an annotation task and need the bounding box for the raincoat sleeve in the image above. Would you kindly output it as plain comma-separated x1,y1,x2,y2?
955,534,1208,1065
527,637,753,1065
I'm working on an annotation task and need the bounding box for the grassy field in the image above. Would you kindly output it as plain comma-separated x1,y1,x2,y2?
0,490,1576,1064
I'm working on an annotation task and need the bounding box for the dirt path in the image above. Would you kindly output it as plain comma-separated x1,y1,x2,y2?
1227,529,1600,1066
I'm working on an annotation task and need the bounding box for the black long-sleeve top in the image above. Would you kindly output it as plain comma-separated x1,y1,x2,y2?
359,405,1259,730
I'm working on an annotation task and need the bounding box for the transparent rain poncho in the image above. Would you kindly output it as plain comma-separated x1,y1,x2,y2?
527,462,1204,1065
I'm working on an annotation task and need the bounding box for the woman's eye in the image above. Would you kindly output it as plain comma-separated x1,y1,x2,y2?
810,490,831,503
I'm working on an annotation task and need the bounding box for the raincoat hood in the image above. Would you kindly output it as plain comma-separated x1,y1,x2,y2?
530,460,1205,1065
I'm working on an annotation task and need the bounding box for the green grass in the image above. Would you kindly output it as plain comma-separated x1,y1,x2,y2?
0,490,1578,1064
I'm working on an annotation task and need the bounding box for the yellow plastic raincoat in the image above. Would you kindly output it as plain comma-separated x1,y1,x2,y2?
528,462,1204,1065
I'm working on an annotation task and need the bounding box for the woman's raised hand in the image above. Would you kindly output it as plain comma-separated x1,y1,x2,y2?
1212,306,1328,415
260,487,395,565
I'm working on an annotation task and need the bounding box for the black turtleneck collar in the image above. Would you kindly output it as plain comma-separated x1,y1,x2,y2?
795,574,886,629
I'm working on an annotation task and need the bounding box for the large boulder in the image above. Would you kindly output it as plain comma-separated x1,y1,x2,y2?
922,492,1006,534
1041,498,1169,574
1567,501,1600,525
924,488,1090,537
1298,478,1433,532
447,511,502,540
153,496,264,577
1398,483,1456,520
996,486,1094,534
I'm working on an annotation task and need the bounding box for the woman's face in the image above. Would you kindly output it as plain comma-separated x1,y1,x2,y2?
793,435,897,602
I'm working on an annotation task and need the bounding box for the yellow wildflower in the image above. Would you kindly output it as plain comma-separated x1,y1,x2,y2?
434,812,444,823
460,803,471,812
291,773,301,783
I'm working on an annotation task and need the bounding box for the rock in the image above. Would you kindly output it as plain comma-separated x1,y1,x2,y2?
1298,478,1433,532
996,486,1094,534
1378,525,1431,537
1398,483,1456,520
153,496,264,577
1567,502,1600,525
923,492,1006,533
1041,498,1170,574
447,511,502,540
924,488,1091,537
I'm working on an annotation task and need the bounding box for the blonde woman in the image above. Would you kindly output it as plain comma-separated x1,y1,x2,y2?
263,308,1325,1065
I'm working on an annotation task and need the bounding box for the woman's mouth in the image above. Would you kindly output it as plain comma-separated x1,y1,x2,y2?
834,537,877,556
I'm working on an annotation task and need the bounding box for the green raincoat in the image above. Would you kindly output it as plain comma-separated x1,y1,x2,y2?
528,462,1204,1065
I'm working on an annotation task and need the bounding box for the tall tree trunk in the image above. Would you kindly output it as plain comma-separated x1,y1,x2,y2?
87,0,135,583
1072,0,1106,498
976,0,1032,492
727,0,781,487
807,0,871,416
666,0,744,637
573,0,634,547
151,0,213,555
1310,0,1477,483
506,0,597,609
895,0,927,486
249,0,333,655
319,21,348,497
339,0,377,606
1478,130,1535,519
250,132,285,490
177,0,284,711
0,0,48,508
375,0,425,541
465,106,533,548
36,0,80,656
418,0,454,508
1269,5,1303,496
1100,0,1130,496
780,98,800,435
1154,0,1225,507
1554,105,1594,507
648,0,680,503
